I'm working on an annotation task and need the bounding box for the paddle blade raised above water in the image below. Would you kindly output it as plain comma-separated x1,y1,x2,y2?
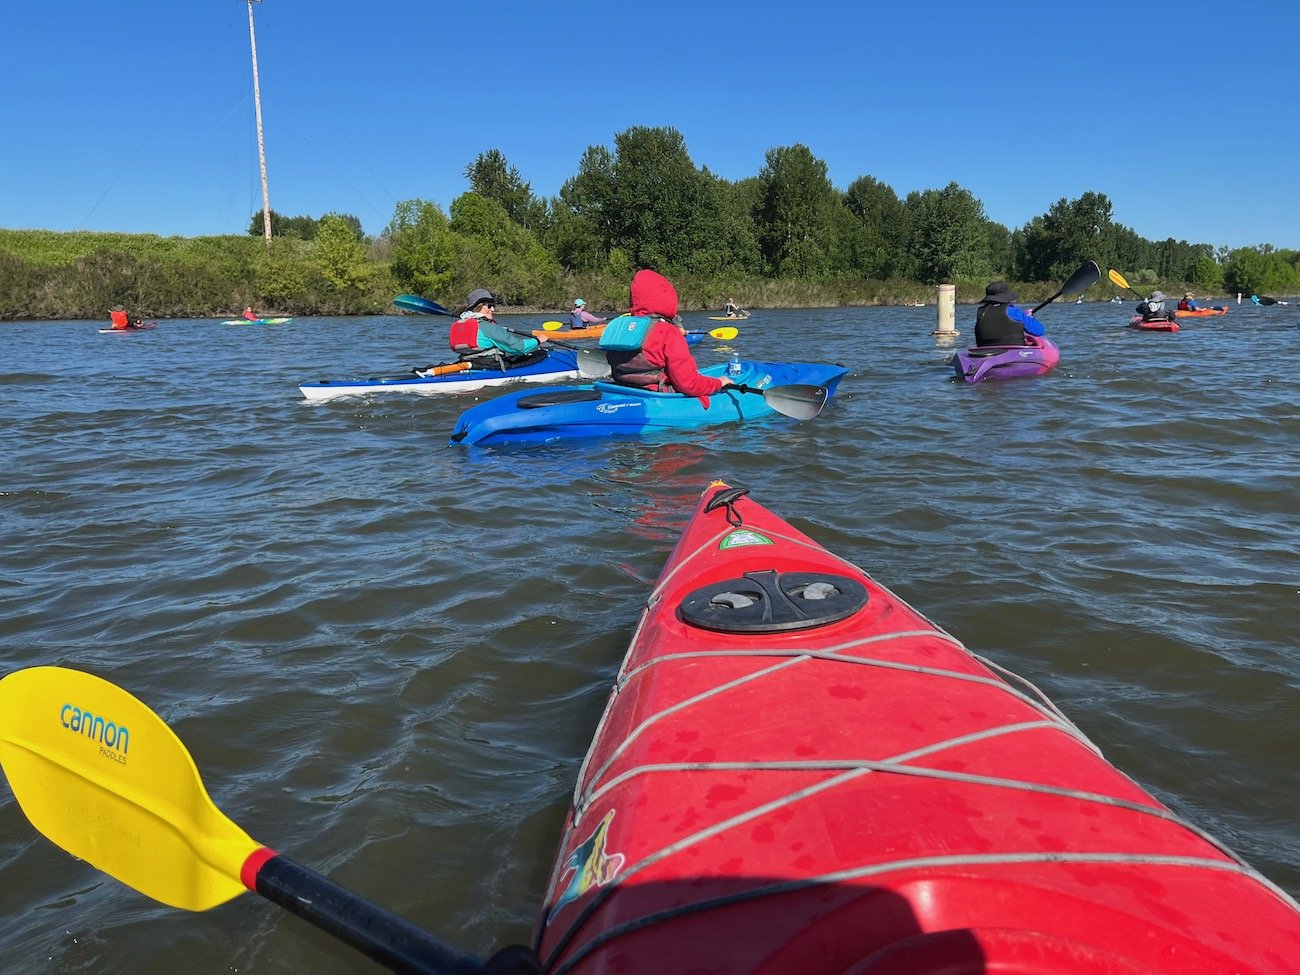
393,294,454,316
0,667,259,911
1031,261,1101,313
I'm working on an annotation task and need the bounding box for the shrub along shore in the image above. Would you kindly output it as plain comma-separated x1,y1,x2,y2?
0,227,1244,323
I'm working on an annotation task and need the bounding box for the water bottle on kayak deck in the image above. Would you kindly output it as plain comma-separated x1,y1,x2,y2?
727,353,742,377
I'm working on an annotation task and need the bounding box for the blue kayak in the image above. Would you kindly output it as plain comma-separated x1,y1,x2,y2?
448,360,847,445
299,349,579,401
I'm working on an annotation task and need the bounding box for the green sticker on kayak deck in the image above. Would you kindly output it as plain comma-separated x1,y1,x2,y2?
720,529,773,549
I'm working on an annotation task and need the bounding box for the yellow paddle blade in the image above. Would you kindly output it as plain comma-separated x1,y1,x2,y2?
709,326,739,340
1108,268,1132,290
541,321,565,331
0,667,260,911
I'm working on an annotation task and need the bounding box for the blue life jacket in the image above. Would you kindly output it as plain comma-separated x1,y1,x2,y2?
598,315,657,351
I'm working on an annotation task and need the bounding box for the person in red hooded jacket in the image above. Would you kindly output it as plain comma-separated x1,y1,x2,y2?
607,269,733,398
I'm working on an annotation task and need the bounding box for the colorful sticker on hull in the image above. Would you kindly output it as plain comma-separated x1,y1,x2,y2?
546,809,625,923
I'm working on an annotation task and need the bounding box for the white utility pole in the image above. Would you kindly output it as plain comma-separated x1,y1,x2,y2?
246,0,272,243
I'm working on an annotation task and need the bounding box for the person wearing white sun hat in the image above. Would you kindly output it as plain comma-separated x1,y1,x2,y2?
1136,290,1175,323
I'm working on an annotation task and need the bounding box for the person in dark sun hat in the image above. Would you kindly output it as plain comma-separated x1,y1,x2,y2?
974,280,1045,347
446,287,550,362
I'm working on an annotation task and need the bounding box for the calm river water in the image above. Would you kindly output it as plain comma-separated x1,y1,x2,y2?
1,302,1297,973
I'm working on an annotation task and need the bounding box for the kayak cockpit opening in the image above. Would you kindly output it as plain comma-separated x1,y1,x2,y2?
517,389,603,409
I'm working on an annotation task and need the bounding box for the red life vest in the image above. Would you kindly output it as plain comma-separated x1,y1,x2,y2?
449,319,485,354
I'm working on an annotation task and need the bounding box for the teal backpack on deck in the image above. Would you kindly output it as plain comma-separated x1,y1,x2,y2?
598,314,656,352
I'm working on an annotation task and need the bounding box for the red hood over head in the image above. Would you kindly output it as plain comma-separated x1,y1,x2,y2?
629,269,678,320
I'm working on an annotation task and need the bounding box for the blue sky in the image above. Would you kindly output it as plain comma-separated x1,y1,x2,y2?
5,0,1297,250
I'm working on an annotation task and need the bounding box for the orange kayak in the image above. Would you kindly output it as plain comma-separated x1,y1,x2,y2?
1174,306,1228,317
533,324,607,340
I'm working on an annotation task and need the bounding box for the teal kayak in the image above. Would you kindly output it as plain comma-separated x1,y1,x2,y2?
448,360,847,446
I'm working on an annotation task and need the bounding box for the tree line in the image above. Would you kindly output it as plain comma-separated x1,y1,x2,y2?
2,125,1297,320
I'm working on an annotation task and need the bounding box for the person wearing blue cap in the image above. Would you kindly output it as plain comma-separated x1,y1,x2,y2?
570,298,608,331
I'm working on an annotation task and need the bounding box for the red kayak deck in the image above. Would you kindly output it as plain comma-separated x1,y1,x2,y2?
535,483,1300,974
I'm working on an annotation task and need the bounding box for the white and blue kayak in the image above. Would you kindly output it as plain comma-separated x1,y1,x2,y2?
298,349,580,401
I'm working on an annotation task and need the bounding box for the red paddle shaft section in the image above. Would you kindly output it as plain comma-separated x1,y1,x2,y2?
240,846,278,891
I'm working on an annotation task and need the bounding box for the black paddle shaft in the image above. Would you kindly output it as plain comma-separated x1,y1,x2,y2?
255,855,486,975
1031,261,1101,314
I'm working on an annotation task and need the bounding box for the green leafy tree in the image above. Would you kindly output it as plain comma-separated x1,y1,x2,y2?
548,146,617,272
708,176,762,277
448,192,561,303
465,149,545,230
676,170,758,277
1223,246,1300,295
903,183,991,283
1017,192,1114,281
1223,247,1270,295
313,214,371,293
843,175,906,278
754,144,841,277
607,126,715,273
983,220,1014,277
1191,255,1224,292
384,198,457,297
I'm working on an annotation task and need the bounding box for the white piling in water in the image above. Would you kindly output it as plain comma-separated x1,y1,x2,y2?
933,284,958,336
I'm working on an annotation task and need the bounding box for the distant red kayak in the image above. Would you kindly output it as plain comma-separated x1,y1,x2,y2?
535,482,1300,974
1129,315,1179,332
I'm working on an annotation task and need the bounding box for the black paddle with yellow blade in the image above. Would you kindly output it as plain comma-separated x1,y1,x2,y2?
1107,268,1147,301
1031,261,1101,313
0,667,537,975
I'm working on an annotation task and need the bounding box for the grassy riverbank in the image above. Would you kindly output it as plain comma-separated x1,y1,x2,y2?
0,227,1232,321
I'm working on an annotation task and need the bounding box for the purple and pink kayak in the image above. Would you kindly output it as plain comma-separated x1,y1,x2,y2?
952,335,1059,383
